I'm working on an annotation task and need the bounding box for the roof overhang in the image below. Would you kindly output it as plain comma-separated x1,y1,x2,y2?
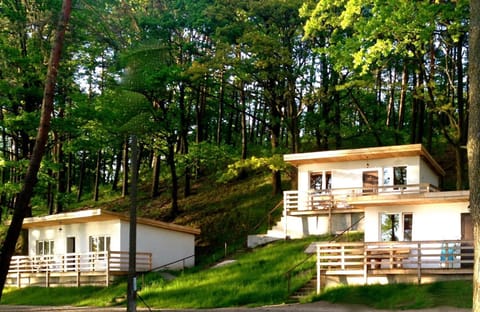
348,190,469,207
283,144,446,176
19,209,201,235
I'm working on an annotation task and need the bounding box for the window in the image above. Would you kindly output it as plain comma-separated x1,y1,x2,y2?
310,171,332,191
89,235,110,252
36,240,54,255
393,166,407,187
380,213,413,241
403,213,413,241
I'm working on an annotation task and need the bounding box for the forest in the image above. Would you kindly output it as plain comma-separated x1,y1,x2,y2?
0,0,470,221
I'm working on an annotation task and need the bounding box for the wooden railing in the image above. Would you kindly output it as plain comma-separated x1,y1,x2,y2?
284,183,439,212
311,240,474,293
8,251,152,274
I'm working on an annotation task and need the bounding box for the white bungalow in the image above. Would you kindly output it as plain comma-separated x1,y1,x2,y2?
7,209,200,287
281,143,471,243
251,144,473,289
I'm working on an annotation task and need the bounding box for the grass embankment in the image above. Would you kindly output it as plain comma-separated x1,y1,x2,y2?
2,236,473,309
309,280,472,310
2,237,319,308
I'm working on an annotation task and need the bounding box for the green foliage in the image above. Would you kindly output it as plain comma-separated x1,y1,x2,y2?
217,155,288,184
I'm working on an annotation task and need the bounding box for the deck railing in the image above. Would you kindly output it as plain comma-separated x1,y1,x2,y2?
284,183,439,213
8,251,152,274
310,240,474,293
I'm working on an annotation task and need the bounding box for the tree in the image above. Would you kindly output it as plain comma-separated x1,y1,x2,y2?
0,0,72,297
468,0,480,309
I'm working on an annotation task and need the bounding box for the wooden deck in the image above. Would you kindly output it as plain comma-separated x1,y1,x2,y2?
283,184,443,216
6,251,152,287
307,240,474,293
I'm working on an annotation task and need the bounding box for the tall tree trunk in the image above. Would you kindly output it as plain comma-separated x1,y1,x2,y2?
397,62,408,144
77,152,86,202
122,137,129,197
151,153,161,198
240,81,247,160
93,150,102,202
469,1,480,310
216,69,225,146
167,137,179,218
112,146,123,192
0,0,72,297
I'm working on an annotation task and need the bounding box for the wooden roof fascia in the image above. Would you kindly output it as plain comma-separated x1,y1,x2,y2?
283,144,445,176
19,209,200,235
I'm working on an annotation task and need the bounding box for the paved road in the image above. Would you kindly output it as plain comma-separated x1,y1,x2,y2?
0,302,470,312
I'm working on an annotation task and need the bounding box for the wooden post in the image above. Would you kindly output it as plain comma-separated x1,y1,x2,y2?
316,244,321,294
363,243,368,285
417,242,421,284
45,271,50,288
16,272,20,288
106,251,110,287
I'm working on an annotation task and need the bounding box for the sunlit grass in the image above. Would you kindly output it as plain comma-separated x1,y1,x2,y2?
1,237,319,308
306,279,472,310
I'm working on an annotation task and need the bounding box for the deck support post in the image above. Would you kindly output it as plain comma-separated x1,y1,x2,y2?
16,272,20,288
316,244,321,294
417,242,422,284
363,244,368,285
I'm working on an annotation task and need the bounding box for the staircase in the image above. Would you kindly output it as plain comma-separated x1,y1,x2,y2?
247,215,290,248
288,277,317,303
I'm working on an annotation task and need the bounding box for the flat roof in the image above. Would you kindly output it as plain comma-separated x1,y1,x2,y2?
20,209,200,235
284,144,445,176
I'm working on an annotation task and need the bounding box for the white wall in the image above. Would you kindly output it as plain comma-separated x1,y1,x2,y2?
120,221,196,269
28,220,120,256
364,202,469,242
28,219,196,270
297,156,425,196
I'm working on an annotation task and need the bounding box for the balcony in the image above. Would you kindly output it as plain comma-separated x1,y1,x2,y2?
7,251,152,287
284,183,440,216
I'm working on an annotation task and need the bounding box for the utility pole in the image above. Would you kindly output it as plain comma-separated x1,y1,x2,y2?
127,135,138,312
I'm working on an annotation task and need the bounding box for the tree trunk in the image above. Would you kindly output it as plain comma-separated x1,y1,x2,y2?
0,0,72,298
93,150,102,202
76,152,86,202
167,137,179,218
151,153,161,198
240,81,247,160
112,146,123,192
468,0,480,309
122,137,129,197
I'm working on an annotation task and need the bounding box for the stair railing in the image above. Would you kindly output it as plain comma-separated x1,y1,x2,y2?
251,199,284,233
284,215,365,294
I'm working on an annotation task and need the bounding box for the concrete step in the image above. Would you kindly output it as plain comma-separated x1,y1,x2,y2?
247,234,284,248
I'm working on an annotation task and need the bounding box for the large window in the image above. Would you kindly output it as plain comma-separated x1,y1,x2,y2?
36,240,54,255
393,166,407,187
381,213,413,241
89,235,110,253
310,171,332,191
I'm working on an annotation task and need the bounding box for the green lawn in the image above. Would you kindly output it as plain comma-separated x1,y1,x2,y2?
0,236,473,309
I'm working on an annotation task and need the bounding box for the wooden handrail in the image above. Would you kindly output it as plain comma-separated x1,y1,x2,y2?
7,251,152,274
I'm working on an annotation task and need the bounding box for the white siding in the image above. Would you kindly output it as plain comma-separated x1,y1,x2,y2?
29,220,120,256
364,202,469,242
119,221,195,269
297,156,423,195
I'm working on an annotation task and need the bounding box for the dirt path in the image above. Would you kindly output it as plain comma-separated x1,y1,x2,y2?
0,302,470,312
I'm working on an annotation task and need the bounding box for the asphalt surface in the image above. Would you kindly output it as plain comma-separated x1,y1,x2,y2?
0,302,471,312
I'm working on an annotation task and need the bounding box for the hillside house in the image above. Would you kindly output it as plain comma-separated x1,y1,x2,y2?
6,209,200,287
250,144,473,289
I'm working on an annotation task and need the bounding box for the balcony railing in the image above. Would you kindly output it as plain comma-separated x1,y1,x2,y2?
8,251,152,274
284,183,439,213
310,240,474,293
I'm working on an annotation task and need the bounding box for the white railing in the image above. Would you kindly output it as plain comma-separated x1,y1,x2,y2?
312,240,474,293
8,251,152,274
284,183,439,213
